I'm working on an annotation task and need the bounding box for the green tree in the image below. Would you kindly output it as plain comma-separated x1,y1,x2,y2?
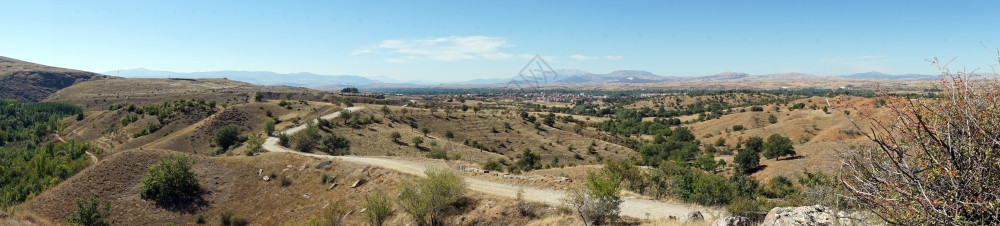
421,128,429,137
767,114,778,124
411,136,424,147
543,113,556,127
364,192,393,226
390,131,402,143
278,132,290,147
762,134,795,160
733,148,760,174
214,125,240,150
139,155,201,205
744,136,764,153
68,194,111,226
563,170,623,226
671,127,695,142
397,169,467,226
291,125,321,152
319,133,351,155
518,148,540,170
444,131,454,139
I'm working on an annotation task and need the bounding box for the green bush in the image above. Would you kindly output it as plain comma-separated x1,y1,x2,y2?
364,193,393,226
732,124,746,131
482,159,504,172
762,176,797,198
139,155,201,205
426,149,448,160
563,170,623,225
214,125,240,150
517,148,540,171
280,175,291,187
319,133,351,155
277,132,289,147
675,169,736,206
263,119,276,135
68,194,111,226
397,169,467,226
291,125,321,152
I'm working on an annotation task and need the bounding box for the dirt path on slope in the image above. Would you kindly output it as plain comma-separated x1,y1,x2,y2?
261,106,717,221
54,133,98,164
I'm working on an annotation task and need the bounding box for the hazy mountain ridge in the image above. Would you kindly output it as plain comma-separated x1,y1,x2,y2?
105,67,941,89
841,71,938,80
108,68,381,88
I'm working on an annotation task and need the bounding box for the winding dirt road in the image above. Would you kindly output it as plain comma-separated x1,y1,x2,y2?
262,107,716,221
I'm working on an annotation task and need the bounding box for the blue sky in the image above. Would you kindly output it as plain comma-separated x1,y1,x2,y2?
3,1,999,82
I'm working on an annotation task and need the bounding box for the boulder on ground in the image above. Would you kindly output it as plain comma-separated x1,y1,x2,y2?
711,216,751,226
688,211,704,221
761,205,837,226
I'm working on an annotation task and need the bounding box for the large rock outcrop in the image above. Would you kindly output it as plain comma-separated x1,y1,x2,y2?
760,205,864,226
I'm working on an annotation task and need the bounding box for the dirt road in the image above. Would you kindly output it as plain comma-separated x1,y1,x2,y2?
262,106,717,221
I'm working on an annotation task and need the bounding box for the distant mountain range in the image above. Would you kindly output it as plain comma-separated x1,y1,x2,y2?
840,71,938,80
105,67,939,89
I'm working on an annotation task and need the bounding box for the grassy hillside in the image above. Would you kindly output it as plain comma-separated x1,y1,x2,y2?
0,56,109,103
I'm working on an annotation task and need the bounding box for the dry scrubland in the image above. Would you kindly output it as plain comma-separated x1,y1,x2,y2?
6,76,914,225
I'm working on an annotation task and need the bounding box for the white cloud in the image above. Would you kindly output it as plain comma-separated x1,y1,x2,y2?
354,36,513,62
605,55,623,60
569,54,597,60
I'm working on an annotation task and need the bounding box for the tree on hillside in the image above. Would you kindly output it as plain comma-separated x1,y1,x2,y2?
214,125,240,150
263,119,276,135
291,125,321,152
397,169,467,226
841,58,1000,224
364,192,393,226
762,134,795,160
563,169,623,226
411,136,424,148
518,148,540,171
319,133,351,155
744,136,764,153
139,155,201,206
390,131,402,143
68,194,111,226
734,148,760,174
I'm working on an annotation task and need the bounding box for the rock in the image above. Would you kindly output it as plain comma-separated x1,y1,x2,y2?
711,216,752,226
761,205,836,226
303,193,310,199
351,180,363,188
688,211,704,221
328,183,337,190
263,176,270,181
258,169,263,176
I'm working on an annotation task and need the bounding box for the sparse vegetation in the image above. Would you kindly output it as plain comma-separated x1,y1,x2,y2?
363,192,393,226
397,169,467,226
841,60,1000,224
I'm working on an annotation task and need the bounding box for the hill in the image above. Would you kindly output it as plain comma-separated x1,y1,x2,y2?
0,56,109,102
109,68,381,89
